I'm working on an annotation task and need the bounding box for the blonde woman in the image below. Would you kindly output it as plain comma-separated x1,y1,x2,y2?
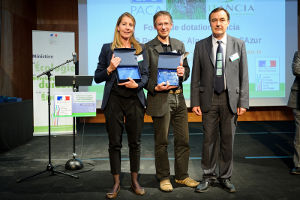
94,12,148,199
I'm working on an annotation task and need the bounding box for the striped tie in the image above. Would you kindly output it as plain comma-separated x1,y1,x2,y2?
214,41,224,94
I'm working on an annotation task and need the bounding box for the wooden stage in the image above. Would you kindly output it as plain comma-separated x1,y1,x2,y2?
83,106,294,123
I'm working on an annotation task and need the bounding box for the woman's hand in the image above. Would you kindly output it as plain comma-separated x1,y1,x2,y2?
118,78,138,88
107,54,121,74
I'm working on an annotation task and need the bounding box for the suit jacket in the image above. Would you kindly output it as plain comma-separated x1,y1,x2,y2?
288,51,300,109
94,43,148,110
145,36,190,117
190,35,249,114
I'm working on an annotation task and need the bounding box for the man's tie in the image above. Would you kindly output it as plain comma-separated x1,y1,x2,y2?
214,41,224,94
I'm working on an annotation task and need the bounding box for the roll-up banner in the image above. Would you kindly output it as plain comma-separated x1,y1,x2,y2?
32,30,75,136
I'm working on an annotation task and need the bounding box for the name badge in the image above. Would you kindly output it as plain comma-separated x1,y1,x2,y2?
229,53,239,62
136,54,143,62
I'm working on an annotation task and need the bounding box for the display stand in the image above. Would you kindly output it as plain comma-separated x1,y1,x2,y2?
55,75,93,170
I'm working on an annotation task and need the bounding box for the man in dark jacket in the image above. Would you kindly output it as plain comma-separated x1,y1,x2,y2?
145,10,199,192
288,51,300,175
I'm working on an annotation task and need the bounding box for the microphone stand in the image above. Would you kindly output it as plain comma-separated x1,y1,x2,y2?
65,73,84,170
17,58,78,183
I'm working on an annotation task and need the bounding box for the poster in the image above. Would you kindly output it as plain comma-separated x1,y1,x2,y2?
32,30,75,135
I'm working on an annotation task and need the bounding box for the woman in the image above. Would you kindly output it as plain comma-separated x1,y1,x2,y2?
94,12,148,199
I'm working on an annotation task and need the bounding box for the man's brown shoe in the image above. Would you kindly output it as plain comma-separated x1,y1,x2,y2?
175,177,199,188
160,179,173,192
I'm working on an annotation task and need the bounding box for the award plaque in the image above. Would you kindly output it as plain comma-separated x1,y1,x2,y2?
157,69,178,86
157,52,182,86
114,48,141,83
117,66,141,80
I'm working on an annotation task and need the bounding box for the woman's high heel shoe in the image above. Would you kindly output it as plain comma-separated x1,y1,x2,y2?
131,184,145,196
106,185,120,199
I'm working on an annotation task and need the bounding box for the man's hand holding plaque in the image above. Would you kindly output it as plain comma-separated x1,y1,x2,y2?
177,65,184,77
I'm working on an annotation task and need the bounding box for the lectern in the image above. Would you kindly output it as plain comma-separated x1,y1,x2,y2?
55,75,94,170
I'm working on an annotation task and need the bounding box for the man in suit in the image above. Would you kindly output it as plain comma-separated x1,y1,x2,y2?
288,51,300,175
145,10,199,192
191,7,249,193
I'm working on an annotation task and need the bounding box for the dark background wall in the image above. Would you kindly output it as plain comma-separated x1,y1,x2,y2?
0,0,78,100
0,0,297,122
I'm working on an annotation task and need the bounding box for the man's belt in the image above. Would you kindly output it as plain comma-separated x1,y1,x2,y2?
169,89,182,94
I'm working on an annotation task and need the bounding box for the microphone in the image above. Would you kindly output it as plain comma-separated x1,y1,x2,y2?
72,52,77,64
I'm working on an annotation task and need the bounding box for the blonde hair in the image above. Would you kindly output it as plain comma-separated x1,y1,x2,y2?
111,12,142,54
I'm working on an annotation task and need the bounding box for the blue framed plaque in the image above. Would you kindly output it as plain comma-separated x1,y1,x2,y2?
157,69,178,86
114,48,141,83
117,66,141,81
157,52,182,86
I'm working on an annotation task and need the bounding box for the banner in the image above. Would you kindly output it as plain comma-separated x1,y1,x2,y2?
32,30,75,135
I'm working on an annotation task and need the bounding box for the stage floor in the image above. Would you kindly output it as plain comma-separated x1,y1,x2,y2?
0,121,299,200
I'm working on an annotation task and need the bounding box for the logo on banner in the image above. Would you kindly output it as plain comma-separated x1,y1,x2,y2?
50,33,59,44
167,0,206,19
258,59,277,68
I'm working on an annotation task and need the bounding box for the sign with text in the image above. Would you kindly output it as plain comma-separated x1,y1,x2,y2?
54,92,96,117
73,92,96,117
